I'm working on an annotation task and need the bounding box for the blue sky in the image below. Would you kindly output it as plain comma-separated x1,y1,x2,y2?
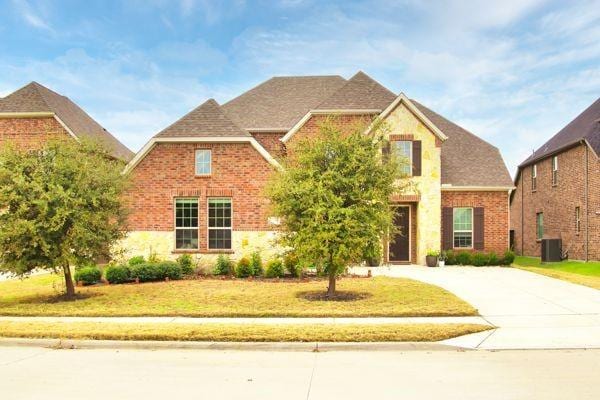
1,0,599,175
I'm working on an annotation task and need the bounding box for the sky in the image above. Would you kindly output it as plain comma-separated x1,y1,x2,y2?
1,0,599,176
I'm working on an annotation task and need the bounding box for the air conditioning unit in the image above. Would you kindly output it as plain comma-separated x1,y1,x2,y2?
541,239,562,262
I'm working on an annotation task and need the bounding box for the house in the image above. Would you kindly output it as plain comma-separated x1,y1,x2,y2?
510,97,600,261
0,82,133,161
121,72,513,265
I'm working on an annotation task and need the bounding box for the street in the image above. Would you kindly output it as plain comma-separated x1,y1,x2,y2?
1,346,599,399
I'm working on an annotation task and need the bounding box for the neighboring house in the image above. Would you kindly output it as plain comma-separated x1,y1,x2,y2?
121,72,513,265
0,81,133,161
511,97,600,261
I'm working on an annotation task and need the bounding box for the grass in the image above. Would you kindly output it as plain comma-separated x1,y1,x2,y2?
513,256,600,290
0,274,477,317
0,321,491,342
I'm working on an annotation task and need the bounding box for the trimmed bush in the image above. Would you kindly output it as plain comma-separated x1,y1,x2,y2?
213,255,233,276
236,257,253,278
74,265,102,285
455,251,472,266
265,259,285,278
488,252,500,266
284,253,301,277
156,262,183,280
249,252,263,277
128,256,145,266
105,264,130,284
176,254,195,276
129,263,161,282
444,250,457,266
471,252,488,267
502,250,515,265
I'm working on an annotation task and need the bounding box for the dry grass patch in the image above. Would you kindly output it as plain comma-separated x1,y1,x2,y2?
0,321,491,342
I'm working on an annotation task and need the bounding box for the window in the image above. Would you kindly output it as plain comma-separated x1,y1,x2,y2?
393,141,412,176
175,198,198,249
195,149,211,175
532,164,537,191
536,212,544,240
453,207,473,248
575,207,581,234
208,198,232,249
552,156,558,186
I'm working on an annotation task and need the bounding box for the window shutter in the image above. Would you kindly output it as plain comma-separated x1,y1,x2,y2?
474,207,485,250
412,140,422,176
382,141,391,161
442,207,453,250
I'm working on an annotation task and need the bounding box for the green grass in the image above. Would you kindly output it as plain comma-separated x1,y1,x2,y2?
513,256,600,290
0,321,491,342
0,274,477,317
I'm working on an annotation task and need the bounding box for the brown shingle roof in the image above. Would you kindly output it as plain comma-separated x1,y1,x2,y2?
519,97,600,167
315,71,396,110
222,75,346,130
413,100,513,188
155,99,249,138
0,82,134,161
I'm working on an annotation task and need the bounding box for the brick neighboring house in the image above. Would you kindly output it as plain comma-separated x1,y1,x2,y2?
511,97,600,261
121,72,514,265
0,81,133,161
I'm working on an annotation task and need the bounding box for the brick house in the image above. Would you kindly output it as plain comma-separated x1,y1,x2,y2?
121,72,513,265
511,97,600,261
0,81,133,161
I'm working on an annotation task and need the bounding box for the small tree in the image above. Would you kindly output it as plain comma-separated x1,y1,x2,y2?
268,117,406,297
0,139,129,298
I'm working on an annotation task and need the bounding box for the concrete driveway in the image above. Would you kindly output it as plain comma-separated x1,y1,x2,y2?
353,266,600,349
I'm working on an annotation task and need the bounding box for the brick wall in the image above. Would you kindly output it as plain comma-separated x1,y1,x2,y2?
286,114,374,149
442,190,510,254
0,117,70,150
127,142,275,252
511,143,600,260
250,132,286,158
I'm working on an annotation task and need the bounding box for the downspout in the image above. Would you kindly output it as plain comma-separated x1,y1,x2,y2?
521,169,524,255
585,144,589,261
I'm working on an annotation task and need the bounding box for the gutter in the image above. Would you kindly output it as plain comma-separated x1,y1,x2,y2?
585,144,589,261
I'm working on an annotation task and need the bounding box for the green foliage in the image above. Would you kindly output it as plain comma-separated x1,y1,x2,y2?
502,250,515,265
0,139,128,295
176,254,195,276
156,262,183,280
147,252,161,264
426,249,440,257
455,251,473,266
129,262,182,282
488,252,500,266
74,266,102,286
249,252,263,277
213,255,233,276
235,257,253,278
471,252,489,267
105,264,130,284
283,252,302,278
265,259,285,278
444,250,457,265
267,117,404,293
128,256,145,266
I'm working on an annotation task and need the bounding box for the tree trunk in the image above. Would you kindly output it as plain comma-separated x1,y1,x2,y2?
63,265,75,298
327,271,336,298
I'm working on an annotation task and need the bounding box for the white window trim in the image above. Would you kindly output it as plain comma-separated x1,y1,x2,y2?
394,140,413,177
532,164,537,191
552,156,558,186
195,149,212,176
453,207,473,249
207,197,233,250
174,197,199,250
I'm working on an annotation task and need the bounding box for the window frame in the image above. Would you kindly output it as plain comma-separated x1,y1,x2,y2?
532,164,537,191
536,212,544,241
552,156,558,186
393,140,413,177
453,207,473,249
195,149,212,176
207,197,233,250
575,207,581,235
174,197,199,250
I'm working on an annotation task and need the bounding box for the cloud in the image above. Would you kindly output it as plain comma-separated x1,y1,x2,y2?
10,0,54,32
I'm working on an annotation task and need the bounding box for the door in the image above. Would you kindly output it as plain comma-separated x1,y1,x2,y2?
389,206,410,262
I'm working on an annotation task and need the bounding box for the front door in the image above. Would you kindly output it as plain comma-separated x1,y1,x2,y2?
389,206,410,262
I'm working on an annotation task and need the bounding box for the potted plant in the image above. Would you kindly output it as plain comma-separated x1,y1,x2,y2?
426,250,440,268
438,251,447,267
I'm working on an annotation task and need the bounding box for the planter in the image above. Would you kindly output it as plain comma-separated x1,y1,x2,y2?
438,260,445,268
426,255,438,268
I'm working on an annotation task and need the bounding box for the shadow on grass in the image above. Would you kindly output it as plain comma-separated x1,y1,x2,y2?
296,290,372,302
4,291,101,306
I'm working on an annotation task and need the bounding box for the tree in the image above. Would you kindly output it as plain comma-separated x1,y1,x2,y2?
0,139,129,298
268,117,406,297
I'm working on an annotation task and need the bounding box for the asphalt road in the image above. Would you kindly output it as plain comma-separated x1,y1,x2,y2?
1,346,599,399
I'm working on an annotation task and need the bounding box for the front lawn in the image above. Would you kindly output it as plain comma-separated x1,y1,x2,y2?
0,321,490,342
0,274,477,317
513,256,600,290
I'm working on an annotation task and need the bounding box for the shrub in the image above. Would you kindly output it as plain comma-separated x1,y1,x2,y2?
156,261,183,280
147,252,160,264
426,249,440,257
265,259,285,278
74,265,102,285
488,252,500,266
471,252,488,267
502,250,515,265
455,251,472,266
235,257,253,278
128,255,145,266
105,264,130,284
284,253,301,277
213,255,233,276
249,252,263,277
444,250,457,265
176,254,195,276
129,263,161,282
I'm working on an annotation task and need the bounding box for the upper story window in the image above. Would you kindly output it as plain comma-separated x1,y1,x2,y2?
536,212,544,240
532,164,537,191
195,149,211,175
552,156,558,186
175,198,199,250
208,198,232,250
393,141,412,176
453,207,473,248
